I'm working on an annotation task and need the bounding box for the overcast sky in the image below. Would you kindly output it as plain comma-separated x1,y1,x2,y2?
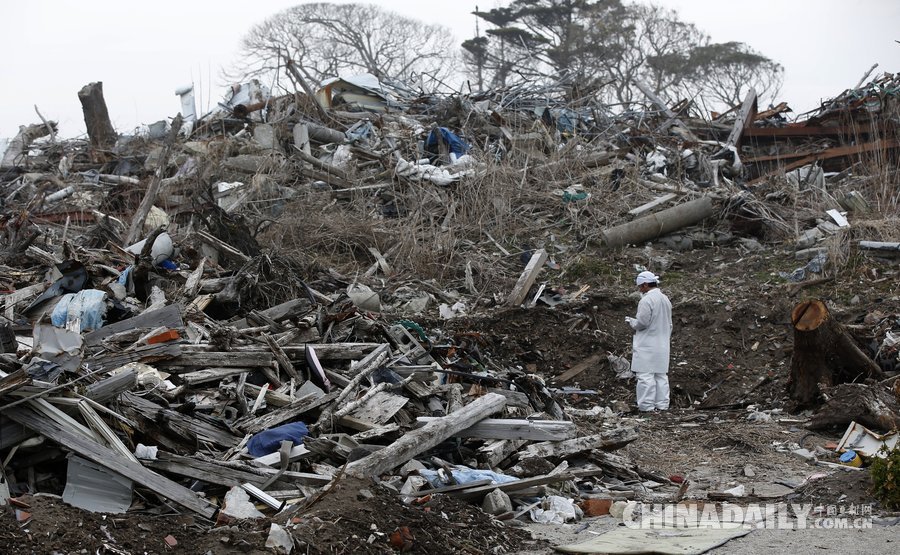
2,0,898,139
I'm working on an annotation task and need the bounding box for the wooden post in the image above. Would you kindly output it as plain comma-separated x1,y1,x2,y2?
125,115,183,245
77,82,118,152
788,299,885,407
346,392,507,477
507,249,548,306
601,196,715,248
726,89,758,148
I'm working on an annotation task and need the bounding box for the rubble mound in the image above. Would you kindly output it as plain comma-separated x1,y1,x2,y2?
289,477,539,554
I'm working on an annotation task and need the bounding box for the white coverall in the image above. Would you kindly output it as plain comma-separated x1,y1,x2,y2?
628,287,673,411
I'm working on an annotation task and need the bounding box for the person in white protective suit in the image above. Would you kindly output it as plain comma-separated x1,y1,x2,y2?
626,271,673,412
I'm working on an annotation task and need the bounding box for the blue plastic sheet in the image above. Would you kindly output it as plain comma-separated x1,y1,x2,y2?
246,422,309,457
425,127,470,158
50,289,108,332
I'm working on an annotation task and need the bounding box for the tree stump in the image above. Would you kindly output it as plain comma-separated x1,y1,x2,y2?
787,299,885,407
78,82,117,154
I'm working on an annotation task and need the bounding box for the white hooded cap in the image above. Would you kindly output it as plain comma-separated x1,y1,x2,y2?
635,271,660,285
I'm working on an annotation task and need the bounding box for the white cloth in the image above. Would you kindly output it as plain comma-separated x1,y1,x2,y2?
628,288,672,374
636,372,670,411
635,271,660,285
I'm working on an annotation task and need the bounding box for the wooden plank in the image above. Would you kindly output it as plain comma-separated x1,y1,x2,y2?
243,383,293,408
506,249,548,306
0,369,32,397
84,304,183,346
253,444,311,467
347,391,408,425
555,354,603,383
2,284,44,320
416,417,576,441
232,298,310,329
237,390,339,434
346,393,507,478
147,452,329,488
6,405,217,518
519,428,639,459
479,439,526,467
484,387,531,410
87,343,181,371
120,392,241,448
409,479,493,497
263,334,301,381
179,367,252,385
196,230,251,263
726,88,758,147
160,351,275,368
453,469,603,500
628,193,677,217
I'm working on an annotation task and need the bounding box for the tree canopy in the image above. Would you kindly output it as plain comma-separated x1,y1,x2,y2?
231,2,457,89
464,0,783,109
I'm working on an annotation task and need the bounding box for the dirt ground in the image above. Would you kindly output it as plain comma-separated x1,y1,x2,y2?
2,241,898,553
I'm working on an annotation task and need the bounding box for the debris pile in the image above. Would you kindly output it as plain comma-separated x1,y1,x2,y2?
1,68,899,552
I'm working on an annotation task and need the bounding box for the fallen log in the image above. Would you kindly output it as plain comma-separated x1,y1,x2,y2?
346,392,507,477
787,299,885,407
807,383,900,431
601,196,715,248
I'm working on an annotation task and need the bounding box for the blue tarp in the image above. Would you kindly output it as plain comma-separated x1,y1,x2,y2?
246,422,309,457
50,289,107,332
425,127,470,158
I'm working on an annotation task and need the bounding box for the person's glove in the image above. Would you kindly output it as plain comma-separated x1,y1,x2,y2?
625,316,636,325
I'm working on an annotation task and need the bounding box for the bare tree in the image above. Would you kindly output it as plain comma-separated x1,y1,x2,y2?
685,42,784,108
465,1,783,110
463,0,628,93
230,3,458,90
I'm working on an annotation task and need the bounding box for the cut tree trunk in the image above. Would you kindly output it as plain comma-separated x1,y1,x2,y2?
788,299,884,407
77,82,117,153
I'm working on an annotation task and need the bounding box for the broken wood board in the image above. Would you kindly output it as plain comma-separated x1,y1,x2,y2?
416,417,576,441
84,303,182,346
346,392,507,477
237,391,339,434
87,343,181,372
555,354,604,383
346,391,408,425
519,428,639,459
506,249,548,306
147,452,329,488
628,193,677,217
7,405,216,519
